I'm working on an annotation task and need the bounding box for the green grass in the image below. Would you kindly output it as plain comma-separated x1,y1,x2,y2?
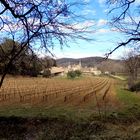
113,83,140,120
117,87,140,106
116,73,128,80
0,105,95,122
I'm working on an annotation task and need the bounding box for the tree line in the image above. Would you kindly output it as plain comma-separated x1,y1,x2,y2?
0,38,56,77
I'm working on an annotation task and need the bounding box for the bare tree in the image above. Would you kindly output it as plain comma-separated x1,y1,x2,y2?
0,0,93,87
106,0,140,57
122,48,140,89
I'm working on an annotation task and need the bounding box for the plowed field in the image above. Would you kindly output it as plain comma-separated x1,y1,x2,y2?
0,77,118,109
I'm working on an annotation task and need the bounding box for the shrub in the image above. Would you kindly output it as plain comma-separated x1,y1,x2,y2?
67,70,82,79
129,82,140,92
43,69,51,78
111,72,116,75
75,70,82,77
67,70,77,79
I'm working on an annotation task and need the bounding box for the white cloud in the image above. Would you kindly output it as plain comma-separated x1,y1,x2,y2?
97,19,108,26
125,16,140,23
97,29,110,34
96,27,121,34
83,0,90,3
82,9,96,16
110,28,120,32
72,20,96,30
54,20,96,35
98,0,106,4
1,21,22,32
104,9,109,14
135,0,140,4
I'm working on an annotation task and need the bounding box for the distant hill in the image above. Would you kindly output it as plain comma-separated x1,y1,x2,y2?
56,57,125,73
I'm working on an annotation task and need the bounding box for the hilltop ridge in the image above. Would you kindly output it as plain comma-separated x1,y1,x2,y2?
56,57,124,73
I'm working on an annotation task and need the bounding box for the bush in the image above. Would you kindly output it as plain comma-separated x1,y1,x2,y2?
75,70,82,77
67,71,76,79
43,69,51,78
111,72,116,75
129,82,140,92
67,70,82,79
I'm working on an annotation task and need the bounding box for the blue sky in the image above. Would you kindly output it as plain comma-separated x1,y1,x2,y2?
47,0,139,59
1,0,139,59
48,0,125,59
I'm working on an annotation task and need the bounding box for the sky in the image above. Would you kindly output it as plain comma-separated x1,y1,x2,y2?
48,0,127,59
0,0,139,59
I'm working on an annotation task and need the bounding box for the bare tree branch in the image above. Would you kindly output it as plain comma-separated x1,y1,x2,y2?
105,37,140,58
106,0,140,57
0,0,94,87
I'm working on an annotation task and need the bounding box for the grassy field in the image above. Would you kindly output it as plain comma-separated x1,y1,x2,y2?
0,76,140,139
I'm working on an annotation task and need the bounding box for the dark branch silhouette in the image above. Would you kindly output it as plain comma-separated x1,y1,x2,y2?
106,0,140,57
0,0,93,87
105,37,140,58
